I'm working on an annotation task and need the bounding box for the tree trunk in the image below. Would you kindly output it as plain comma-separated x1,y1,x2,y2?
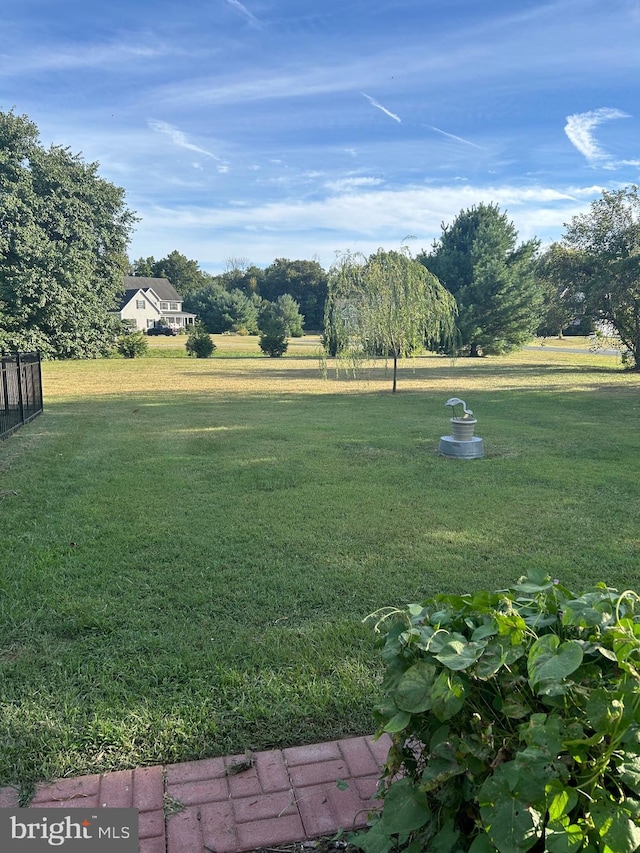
392,355,398,392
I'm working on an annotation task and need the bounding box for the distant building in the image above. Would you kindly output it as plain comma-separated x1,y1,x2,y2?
115,277,196,331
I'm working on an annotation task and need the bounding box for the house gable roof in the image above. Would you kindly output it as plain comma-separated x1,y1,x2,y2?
122,276,183,302
116,288,162,313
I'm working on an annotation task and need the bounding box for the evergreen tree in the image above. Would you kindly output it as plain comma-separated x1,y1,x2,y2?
185,323,215,358
257,302,289,357
420,203,542,356
273,294,304,337
184,285,258,333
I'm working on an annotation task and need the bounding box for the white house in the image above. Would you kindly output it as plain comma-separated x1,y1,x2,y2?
115,276,197,331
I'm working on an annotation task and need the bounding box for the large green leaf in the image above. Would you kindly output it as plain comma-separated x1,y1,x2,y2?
480,795,541,853
435,637,484,671
479,766,542,852
514,574,555,594
350,821,396,853
545,818,585,853
430,821,462,853
617,756,640,796
395,661,437,713
379,777,431,835
468,834,497,853
475,635,525,679
421,741,465,792
527,635,583,689
586,689,624,732
512,747,555,805
520,713,564,756
430,670,468,720
382,710,411,733
546,780,579,821
591,801,640,853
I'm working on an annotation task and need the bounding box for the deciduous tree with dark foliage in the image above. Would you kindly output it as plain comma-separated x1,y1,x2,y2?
0,110,136,358
260,258,328,331
420,203,542,357
131,250,213,298
535,243,593,338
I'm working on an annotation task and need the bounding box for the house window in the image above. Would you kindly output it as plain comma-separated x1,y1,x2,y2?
160,302,169,310
170,302,178,310
136,299,145,309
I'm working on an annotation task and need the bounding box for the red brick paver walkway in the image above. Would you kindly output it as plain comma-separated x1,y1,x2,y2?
0,734,391,853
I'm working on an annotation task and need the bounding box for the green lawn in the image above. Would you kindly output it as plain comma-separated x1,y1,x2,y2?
1,340,639,801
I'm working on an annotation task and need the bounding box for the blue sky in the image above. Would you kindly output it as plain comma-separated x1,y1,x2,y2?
2,0,639,274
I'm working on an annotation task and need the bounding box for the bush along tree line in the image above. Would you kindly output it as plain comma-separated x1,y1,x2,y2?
2,111,638,363
354,571,640,853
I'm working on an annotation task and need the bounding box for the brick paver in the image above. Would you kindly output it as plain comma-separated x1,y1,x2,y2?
0,733,391,853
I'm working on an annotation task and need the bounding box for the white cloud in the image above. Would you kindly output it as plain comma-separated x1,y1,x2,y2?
2,40,175,74
129,181,600,272
361,92,402,123
564,108,631,166
325,177,385,192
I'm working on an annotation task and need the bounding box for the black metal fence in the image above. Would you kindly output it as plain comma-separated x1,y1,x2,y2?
0,352,43,440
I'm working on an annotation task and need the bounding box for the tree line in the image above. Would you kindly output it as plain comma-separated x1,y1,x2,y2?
1,109,639,369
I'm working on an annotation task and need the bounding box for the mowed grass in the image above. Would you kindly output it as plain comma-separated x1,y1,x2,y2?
1,338,639,800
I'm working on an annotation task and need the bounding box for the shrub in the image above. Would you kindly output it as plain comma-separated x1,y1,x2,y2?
258,331,288,357
186,324,215,358
354,571,640,853
257,302,289,356
116,331,148,358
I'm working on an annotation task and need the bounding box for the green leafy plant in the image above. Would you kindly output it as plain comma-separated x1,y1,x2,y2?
258,331,288,357
116,331,148,359
353,571,640,853
185,323,216,358
258,302,290,357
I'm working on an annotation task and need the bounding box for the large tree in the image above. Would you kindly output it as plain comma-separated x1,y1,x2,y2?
134,250,212,298
325,248,457,392
535,243,593,338
184,284,259,334
217,257,265,296
420,203,542,356
0,110,136,358
260,258,328,331
562,185,640,369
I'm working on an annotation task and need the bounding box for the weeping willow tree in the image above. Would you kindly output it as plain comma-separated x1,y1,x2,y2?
324,248,457,392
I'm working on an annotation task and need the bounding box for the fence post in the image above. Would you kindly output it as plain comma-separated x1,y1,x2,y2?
16,352,25,426
1,356,9,419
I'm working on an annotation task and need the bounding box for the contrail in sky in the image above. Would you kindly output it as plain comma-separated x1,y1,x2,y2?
429,125,483,149
362,92,401,123
148,120,221,160
227,0,262,27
